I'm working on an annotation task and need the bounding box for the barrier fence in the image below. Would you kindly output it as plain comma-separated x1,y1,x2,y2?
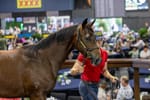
63,58,150,100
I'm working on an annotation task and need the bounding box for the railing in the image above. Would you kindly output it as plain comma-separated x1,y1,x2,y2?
63,58,150,100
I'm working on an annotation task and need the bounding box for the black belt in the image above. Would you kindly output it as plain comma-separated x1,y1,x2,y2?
82,80,99,85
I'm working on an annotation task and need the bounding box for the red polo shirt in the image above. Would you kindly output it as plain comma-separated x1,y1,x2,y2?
77,48,108,83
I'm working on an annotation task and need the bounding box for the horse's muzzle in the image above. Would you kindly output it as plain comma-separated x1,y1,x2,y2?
91,57,101,66
87,53,101,66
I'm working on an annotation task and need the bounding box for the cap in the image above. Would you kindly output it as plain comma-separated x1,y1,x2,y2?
95,31,103,41
95,31,103,36
96,36,103,41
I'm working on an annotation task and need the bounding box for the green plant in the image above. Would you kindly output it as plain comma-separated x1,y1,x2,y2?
0,38,7,50
112,32,118,37
138,27,148,38
32,33,43,40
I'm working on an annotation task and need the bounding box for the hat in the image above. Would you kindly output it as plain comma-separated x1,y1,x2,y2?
95,31,103,41
95,31,103,36
96,36,103,41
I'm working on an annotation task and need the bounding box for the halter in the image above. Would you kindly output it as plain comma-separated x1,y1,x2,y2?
76,25,99,57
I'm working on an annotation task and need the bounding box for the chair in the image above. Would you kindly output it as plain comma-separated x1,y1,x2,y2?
50,92,66,100
142,95,150,100
67,96,81,100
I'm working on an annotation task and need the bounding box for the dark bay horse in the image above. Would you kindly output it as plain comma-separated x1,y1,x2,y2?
0,18,100,100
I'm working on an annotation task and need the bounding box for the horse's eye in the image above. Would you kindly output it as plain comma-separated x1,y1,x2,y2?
86,33,90,38
89,28,94,33
85,36,91,41
85,34,91,41
87,27,94,34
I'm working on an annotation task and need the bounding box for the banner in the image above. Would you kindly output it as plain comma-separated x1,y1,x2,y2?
17,0,42,9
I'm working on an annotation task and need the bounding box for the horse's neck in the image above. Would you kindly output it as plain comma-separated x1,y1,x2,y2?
35,26,77,77
48,42,73,65
39,38,74,77
47,30,76,68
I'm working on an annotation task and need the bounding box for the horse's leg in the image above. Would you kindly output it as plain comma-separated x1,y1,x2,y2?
30,92,46,100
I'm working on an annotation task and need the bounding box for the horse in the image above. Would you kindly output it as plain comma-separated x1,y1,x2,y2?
0,18,100,100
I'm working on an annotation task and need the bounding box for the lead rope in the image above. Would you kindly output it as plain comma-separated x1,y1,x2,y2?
110,70,120,100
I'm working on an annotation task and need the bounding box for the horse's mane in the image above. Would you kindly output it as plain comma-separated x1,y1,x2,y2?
35,25,78,49
22,25,78,58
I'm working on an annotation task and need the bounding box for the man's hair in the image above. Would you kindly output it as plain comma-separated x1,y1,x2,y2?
143,45,148,49
121,76,129,84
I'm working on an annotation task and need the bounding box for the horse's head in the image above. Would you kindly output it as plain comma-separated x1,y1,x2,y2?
75,18,101,66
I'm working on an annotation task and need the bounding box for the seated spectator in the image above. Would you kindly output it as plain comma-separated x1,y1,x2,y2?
114,47,125,58
97,80,107,100
21,27,28,34
103,42,110,51
140,45,150,59
132,37,145,49
115,76,133,100
128,46,139,58
68,51,73,59
31,27,37,34
0,98,21,100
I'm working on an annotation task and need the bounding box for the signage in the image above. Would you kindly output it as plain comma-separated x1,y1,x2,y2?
17,0,42,9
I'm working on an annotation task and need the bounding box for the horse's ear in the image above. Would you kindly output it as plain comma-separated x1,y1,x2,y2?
82,18,88,29
89,19,95,27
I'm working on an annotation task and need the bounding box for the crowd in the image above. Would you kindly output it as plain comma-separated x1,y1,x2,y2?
0,23,149,100
97,24,150,100
0,23,71,50
0,22,150,53
97,76,133,100
69,23,150,100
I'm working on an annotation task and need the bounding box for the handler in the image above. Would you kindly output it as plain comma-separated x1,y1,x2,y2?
70,34,118,100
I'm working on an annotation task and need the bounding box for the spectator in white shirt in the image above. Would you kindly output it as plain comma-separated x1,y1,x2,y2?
97,81,111,100
115,76,133,100
128,46,139,58
133,37,145,49
122,24,130,35
140,45,150,59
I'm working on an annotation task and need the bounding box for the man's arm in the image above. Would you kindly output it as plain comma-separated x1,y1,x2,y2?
70,60,83,75
102,62,118,82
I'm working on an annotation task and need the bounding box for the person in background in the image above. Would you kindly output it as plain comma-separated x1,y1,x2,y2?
7,39,15,50
140,45,150,59
128,46,139,58
97,80,108,100
68,51,74,60
9,27,14,35
21,27,28,34
115,75,133,100
133,37,145,50
122,24,130,35
70,34,118,100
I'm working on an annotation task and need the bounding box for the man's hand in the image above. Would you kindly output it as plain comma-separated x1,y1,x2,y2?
114,89,119,94
110,76,119,83
70,60,83,75
70,68,80,75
